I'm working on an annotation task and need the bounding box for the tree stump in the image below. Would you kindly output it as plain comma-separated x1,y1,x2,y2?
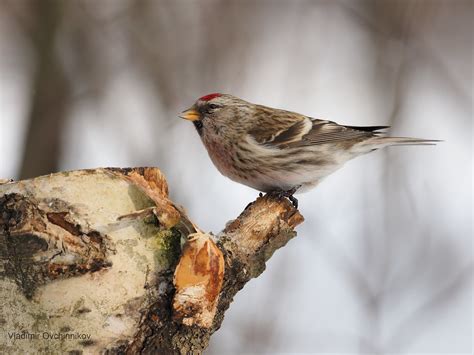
0,167,303,354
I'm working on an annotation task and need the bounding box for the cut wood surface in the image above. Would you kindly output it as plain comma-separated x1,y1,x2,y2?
0,167,303,354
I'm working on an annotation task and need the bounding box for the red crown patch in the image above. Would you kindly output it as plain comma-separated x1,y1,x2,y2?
199,93,222,101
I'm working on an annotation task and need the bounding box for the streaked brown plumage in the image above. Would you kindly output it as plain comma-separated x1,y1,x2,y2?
180,93,438,207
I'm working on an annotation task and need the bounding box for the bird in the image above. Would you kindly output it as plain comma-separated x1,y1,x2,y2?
180,93,438,208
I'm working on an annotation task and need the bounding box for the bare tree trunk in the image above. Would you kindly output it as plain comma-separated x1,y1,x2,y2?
0,167,303,354
19,0,69,179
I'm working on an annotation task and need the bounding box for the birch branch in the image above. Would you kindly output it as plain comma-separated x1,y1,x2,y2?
0,167,303,354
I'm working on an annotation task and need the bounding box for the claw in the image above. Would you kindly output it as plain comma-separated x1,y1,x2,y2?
267,185,301,209
288,195,298,209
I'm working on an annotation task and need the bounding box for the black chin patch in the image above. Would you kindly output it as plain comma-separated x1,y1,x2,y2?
193,120,203,135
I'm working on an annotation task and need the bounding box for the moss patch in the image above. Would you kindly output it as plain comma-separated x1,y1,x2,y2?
149,228,182,269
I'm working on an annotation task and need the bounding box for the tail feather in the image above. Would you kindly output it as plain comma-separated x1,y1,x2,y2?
370,137,442,147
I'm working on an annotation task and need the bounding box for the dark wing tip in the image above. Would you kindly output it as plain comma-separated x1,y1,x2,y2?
344,125,390,132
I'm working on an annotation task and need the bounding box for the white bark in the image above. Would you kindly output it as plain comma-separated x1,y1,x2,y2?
0,168,303,354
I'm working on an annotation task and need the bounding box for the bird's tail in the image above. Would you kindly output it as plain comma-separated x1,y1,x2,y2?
370,136,442,147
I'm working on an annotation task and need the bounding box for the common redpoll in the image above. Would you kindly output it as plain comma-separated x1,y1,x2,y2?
180,93,438,207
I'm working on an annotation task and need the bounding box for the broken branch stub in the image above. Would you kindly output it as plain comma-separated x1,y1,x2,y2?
173,232,225,328
0,167,304,354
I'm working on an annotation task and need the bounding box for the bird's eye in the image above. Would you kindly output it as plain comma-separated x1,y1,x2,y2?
208,104,219,110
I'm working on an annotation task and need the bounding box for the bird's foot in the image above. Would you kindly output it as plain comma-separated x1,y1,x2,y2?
288,195,298,209
268,186,301,209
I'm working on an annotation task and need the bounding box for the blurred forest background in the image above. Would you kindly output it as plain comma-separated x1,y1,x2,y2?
0,0,472,353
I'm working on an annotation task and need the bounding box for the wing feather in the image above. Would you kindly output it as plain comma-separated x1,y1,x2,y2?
247,105,387,149
298,119,376,146
247,106,312,147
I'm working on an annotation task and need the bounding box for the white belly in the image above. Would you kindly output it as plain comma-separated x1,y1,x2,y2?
202,134,347,194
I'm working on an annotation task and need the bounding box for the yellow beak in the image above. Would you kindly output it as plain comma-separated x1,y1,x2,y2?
179,108,200,121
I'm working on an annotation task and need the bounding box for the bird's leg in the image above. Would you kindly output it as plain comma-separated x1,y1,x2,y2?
288,195,298,209
285,185,300,209
268,185,301,209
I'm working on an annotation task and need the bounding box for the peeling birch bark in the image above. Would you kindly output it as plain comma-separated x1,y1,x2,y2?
0,168,303,354
173,232,225,328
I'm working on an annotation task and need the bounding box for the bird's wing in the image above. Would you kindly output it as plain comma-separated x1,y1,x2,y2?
247,106,312,146
295,119,387,147
248,106,388,149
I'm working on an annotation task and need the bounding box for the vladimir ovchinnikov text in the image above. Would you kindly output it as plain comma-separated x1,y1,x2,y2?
7,331,92,341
